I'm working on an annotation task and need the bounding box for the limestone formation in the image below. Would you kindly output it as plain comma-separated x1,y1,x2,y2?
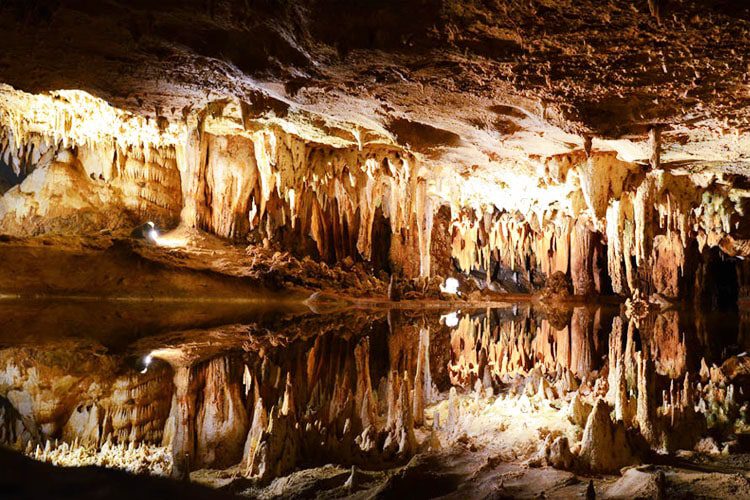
577,399,641,473
1,1,750,497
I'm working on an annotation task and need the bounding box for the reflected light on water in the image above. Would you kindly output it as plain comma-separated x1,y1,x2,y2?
441,311,460,327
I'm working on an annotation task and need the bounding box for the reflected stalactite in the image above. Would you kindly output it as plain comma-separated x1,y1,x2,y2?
570,307,595,379
0,340,174,475
236,313,434,482
643,310,688,379
0,304,748,485
447,307,608,389
167,366,197,480
195,356,249,469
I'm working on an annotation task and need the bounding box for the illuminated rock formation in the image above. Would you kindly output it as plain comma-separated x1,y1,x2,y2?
577,399,642,473
1,76,749,300
1,1,750,497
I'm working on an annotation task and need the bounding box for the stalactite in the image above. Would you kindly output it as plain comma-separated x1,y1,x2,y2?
180,127,427,271
1,84,748,297
576,151,633,229
571,218,596,296
194,356,249,468
449,208,575,286
635,351,658,446
168,366,196,480
606,201,627,295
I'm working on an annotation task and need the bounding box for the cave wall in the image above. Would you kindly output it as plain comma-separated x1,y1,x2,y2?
1,88,750,297
0,91,436,278
0,131,182,236
185,128,425,269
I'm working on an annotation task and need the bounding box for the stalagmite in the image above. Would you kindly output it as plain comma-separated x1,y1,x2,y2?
578,399,640,473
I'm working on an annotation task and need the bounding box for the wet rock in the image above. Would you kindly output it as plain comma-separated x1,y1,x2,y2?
540,271,573,300
694,437,721,455
343,465,362,492
604,466,665,500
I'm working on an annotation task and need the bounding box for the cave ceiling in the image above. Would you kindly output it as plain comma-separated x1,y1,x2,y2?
1,0,749,213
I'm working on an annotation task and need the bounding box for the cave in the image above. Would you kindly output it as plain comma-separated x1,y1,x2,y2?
1,1,750,498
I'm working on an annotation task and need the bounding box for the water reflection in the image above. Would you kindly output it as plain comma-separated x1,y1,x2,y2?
0,299,309,350
0,300,746,480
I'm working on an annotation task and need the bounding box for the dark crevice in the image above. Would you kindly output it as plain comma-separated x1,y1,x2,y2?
0,157,23,195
